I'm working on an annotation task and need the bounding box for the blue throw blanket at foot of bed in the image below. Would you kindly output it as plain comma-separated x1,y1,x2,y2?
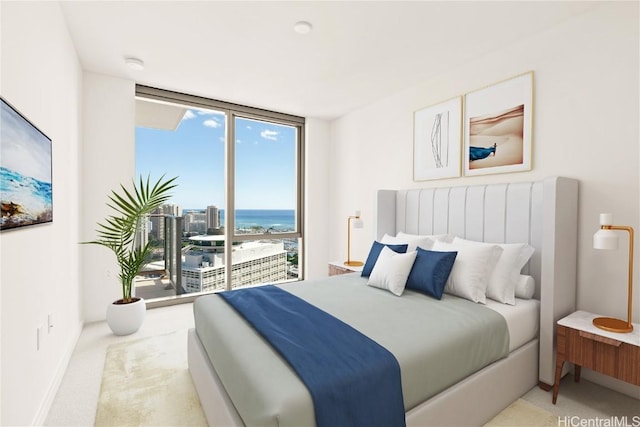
219,285,405,427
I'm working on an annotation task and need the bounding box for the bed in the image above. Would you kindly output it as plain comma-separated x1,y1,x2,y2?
188,176,578,426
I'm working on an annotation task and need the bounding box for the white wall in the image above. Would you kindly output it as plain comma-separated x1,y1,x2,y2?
304,118,331,279
329,3,639,397
81,73,135,322
0,2,84,424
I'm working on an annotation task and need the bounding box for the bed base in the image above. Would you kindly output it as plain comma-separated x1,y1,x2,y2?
188,328,538,426
188,329,244,426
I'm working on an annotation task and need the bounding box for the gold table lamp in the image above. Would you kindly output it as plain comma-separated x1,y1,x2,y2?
592,213,634,333
345,211,364,267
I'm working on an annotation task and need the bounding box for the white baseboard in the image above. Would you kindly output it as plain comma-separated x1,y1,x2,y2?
32,321,84,426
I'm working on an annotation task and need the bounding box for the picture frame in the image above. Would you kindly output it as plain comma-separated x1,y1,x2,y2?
463,71,533,176
413,96,462,181
1,97,53,231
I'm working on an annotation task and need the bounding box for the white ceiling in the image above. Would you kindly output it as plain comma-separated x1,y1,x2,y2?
59,1,599,120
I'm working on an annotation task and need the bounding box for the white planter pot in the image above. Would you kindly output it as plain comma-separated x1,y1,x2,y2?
106,297,146,336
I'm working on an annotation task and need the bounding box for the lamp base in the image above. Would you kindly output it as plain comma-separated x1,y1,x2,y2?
344,261,364,267
593,317,633,333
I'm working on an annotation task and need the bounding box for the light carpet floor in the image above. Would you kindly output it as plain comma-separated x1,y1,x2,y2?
95,330,564,427
95,329,206,426
483,399,556,426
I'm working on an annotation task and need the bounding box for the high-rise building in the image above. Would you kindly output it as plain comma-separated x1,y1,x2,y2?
183,213,193,233
206,205,220,230
184,211,206,234
136,218,150,249
149,204,183,240
188,220,207,234
163,204,182,217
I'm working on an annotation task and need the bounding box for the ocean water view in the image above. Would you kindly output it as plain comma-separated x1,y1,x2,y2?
192,209,295,232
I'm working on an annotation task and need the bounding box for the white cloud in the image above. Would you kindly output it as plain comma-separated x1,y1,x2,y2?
203,119,221,128
182,110,196,120
260,129,278,141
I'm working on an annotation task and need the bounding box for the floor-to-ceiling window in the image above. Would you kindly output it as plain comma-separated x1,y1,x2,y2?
134,86,304,303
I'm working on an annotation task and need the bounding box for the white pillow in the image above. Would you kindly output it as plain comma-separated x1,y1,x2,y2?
381,233,434,252
515,274,536,300
431,240,503,304
452,237,535,305
367,246,417,296
397,231,452,243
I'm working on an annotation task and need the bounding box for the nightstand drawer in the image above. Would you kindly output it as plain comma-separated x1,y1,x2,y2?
559,325,640,385
578,330,622,346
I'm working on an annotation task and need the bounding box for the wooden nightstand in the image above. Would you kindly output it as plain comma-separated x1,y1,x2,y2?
328,261,363,276
552,310,640,404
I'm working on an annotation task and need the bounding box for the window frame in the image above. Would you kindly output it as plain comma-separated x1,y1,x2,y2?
135,85,305,294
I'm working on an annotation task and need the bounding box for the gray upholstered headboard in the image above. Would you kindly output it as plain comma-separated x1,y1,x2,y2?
375,176,578,387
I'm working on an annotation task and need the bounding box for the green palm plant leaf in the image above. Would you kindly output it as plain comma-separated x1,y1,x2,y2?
83,175,177,303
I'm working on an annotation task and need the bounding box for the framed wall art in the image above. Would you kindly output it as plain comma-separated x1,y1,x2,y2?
413,96,462,181
1,97,53,231
463,71,533,176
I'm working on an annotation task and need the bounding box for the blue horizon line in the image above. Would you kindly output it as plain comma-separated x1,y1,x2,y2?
182,208,295,212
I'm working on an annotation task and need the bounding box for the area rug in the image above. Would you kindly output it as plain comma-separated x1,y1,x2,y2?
95,329,207,426
484,398,558,426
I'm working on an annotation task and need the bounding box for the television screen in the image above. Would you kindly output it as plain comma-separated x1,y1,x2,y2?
1,97,53,231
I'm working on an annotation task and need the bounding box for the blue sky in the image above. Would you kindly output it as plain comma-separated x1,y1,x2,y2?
136,108,296,210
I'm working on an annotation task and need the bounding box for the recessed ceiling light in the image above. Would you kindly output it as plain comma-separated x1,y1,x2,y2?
125,57,145,71
293,21,312,34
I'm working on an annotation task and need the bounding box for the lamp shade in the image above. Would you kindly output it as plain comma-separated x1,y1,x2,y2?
594,229,619,250
599,213,613,226
594,213,619,250
352,211,363,228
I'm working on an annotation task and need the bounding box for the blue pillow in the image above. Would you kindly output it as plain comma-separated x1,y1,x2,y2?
361,241,408,277
405,247,457,299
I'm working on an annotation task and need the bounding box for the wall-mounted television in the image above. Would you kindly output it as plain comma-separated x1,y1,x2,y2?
1,97,53,231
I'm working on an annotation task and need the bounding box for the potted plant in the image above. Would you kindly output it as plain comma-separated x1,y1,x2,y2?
84,175,177,335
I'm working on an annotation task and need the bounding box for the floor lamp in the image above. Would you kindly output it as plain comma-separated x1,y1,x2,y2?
345,211,364,267
592,213,634,333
